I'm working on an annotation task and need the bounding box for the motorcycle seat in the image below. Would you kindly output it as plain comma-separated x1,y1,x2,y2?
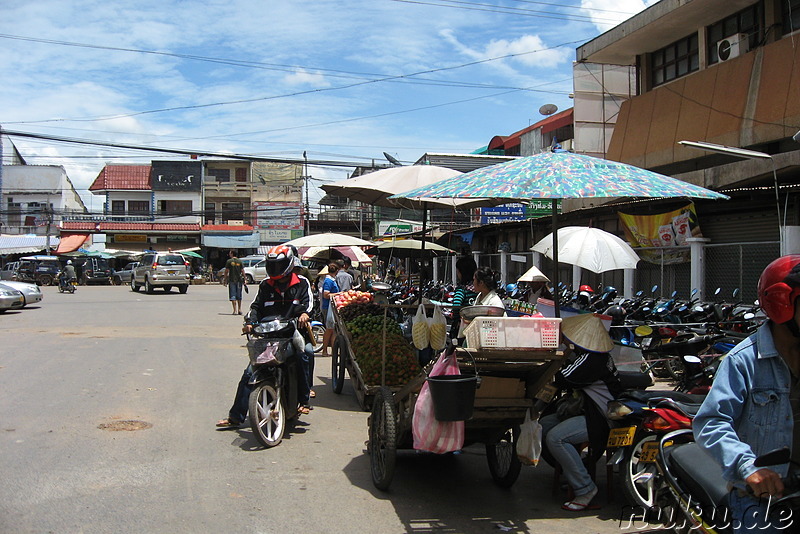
652,397,703,417
619,389,704,405
617,371,654,390
666,442,729,509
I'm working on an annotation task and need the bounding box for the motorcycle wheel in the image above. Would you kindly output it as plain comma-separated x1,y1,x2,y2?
68,283,75,294
248,381,285,448
331,337,346,394
486,426,522,488
622,434,660,509
369,386,397,491
311,324,325,353
58,285,64,293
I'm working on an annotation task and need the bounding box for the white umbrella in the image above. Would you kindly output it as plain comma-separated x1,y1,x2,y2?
531,226,640,273
284,233,374,248
301,245,373,266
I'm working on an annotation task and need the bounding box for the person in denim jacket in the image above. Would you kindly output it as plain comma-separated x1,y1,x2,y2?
694,255,800,533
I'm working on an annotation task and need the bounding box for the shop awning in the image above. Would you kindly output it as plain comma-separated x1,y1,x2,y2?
202,233,260,249
55,233,90,254
0,234,59,254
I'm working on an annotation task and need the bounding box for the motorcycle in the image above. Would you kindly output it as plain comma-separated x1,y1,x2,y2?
649,430,799,533
57,271,76,293
245,316,305,448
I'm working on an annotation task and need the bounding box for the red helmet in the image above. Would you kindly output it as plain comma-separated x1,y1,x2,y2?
579,284,594,293
757,255,800,323
265,244,296,280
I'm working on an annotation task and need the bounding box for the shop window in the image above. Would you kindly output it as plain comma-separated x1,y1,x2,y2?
128,201,149,214
235,167,247,182
208,168,230,183
650,33,699,87
158,200,192,215
205,202,216,225
707,2,762,65
111,200,125,214
221,202,245,224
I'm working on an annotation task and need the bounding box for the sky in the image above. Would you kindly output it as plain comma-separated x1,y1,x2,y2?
0,0,658,211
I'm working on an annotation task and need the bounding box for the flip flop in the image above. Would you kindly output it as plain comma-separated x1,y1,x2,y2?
297,406,310,416
310,390,316,398
215,418,241,429
561,500,601,512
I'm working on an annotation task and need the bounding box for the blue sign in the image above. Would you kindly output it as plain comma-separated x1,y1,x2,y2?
480,203,526,224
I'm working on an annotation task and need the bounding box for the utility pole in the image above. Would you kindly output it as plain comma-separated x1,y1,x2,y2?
43,204,52,256
303,151,310,235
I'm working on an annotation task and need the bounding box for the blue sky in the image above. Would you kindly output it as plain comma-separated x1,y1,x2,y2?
0,0,657,209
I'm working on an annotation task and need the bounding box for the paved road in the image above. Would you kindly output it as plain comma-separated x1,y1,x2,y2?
0,284,648,534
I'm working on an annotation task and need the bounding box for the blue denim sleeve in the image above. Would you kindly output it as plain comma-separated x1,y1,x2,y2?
693,350,757,483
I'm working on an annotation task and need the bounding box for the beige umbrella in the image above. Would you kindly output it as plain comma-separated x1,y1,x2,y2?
301,245,373,266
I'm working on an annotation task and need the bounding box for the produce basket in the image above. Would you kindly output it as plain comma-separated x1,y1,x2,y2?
463,317,561,350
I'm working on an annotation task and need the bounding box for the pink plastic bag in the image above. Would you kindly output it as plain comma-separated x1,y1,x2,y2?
412,352,465,453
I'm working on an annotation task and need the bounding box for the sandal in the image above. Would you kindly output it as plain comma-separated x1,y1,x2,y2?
297,406,310,416
216,418,241,428
309,390,316,398
561,487,600,512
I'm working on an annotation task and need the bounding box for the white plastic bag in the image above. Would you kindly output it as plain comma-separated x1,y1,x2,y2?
428,305,447,351
412,303,430,350
516,409,543,466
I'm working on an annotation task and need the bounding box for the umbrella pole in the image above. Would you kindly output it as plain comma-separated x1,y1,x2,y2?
551,200,560,318
418,202,428,305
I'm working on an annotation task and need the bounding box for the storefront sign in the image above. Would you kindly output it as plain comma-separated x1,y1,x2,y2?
165,235,191,241
150,161,202,191
114,234,148,243
252,201,303,230
378,221,422,235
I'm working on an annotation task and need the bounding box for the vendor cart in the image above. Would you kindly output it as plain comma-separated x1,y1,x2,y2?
367,344,564,490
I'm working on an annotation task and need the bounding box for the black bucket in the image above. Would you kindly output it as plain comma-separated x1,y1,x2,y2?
427,373,478,421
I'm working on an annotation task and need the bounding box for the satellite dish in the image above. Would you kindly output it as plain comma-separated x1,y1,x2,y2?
539,104,558,116
383,152,402,166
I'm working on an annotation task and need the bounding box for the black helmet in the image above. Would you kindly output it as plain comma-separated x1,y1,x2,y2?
265,244,295,280
604,305,627,326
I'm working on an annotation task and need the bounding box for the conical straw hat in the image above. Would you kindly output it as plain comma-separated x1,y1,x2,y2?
560,313,613,353
517,265,550,283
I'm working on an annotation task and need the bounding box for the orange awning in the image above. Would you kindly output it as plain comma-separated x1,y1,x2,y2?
55,233,89,254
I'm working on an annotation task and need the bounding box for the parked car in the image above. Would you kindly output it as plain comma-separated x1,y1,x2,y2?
0,281,43,306
0,284,24,313
18,256,61,286
74,257,113,285
131,253,190,294
112,262,139,285
0,261,20,281
243,259,268,284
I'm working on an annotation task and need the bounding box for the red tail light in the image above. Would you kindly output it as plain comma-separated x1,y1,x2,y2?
642,408,692,432
152,263,158,269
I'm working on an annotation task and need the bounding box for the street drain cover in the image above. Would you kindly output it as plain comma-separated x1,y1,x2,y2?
98,420,153,431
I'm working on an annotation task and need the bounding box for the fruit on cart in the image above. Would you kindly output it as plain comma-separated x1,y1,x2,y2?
346,314,402,339
429,322,447,351
333,290,373,308
351,332,420,386
412,318,429,350
337,302,384,323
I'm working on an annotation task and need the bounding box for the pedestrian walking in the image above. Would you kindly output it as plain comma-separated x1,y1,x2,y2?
224,249,246,315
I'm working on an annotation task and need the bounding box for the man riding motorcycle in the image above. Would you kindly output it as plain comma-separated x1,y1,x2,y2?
216,244,315,428
59,260,77,290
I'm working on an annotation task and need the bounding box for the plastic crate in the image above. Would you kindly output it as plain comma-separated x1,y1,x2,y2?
463,317,561,349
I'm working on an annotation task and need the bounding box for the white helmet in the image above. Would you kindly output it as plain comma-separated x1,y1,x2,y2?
67,260,73,265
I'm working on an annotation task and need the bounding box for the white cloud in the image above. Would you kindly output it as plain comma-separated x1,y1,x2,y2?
282,69,331,88
580,0,660,33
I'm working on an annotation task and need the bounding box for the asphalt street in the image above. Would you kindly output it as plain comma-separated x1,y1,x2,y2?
0,284,649,534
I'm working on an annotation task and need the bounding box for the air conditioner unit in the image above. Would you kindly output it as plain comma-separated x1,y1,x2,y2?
717,33,749,62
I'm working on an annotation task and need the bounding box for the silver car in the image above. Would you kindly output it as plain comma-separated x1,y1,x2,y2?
0,281,43,306
131,253,190,294
0,284,24,313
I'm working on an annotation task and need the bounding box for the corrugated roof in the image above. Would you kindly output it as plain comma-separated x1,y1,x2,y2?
488,108,574,151
89,165,151,191
61,222,200,232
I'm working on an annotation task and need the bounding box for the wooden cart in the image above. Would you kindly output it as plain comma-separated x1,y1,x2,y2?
367,345,564,491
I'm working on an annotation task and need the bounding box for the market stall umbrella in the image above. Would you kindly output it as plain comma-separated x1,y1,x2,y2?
179,250,203,259
365,239,455,258
389,151,729,314
301,245,373,266
532,226,640,273
284,233,374,248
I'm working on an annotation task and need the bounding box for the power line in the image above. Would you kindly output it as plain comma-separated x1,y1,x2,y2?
386,0,622,24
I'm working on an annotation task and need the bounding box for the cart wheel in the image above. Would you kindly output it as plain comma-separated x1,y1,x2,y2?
331,337,346,394
486,426,522,488
369,386,397,491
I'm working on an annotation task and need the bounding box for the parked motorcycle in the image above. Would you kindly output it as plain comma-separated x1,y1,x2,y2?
246,316,304,448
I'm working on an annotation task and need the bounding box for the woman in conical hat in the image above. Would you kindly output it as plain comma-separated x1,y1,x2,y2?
540,313,621,512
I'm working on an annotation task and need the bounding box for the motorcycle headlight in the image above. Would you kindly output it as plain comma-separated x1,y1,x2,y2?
606,400,633,420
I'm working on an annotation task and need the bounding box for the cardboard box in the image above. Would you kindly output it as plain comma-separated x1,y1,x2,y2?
475,376,526,398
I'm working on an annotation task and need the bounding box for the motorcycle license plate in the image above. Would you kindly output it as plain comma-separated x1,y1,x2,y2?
607,426,636,448
639,440,672,463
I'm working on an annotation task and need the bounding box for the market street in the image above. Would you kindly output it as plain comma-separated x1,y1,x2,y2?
1,284,650,534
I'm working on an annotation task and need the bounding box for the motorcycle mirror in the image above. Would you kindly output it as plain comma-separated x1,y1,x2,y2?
754,447,791,468
714,287,721,296
733,288,740,298
691,288,699,297
651,285,658,293
682,355,702,364
636,290,643,297
671,290,678,298
694,305,705,312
